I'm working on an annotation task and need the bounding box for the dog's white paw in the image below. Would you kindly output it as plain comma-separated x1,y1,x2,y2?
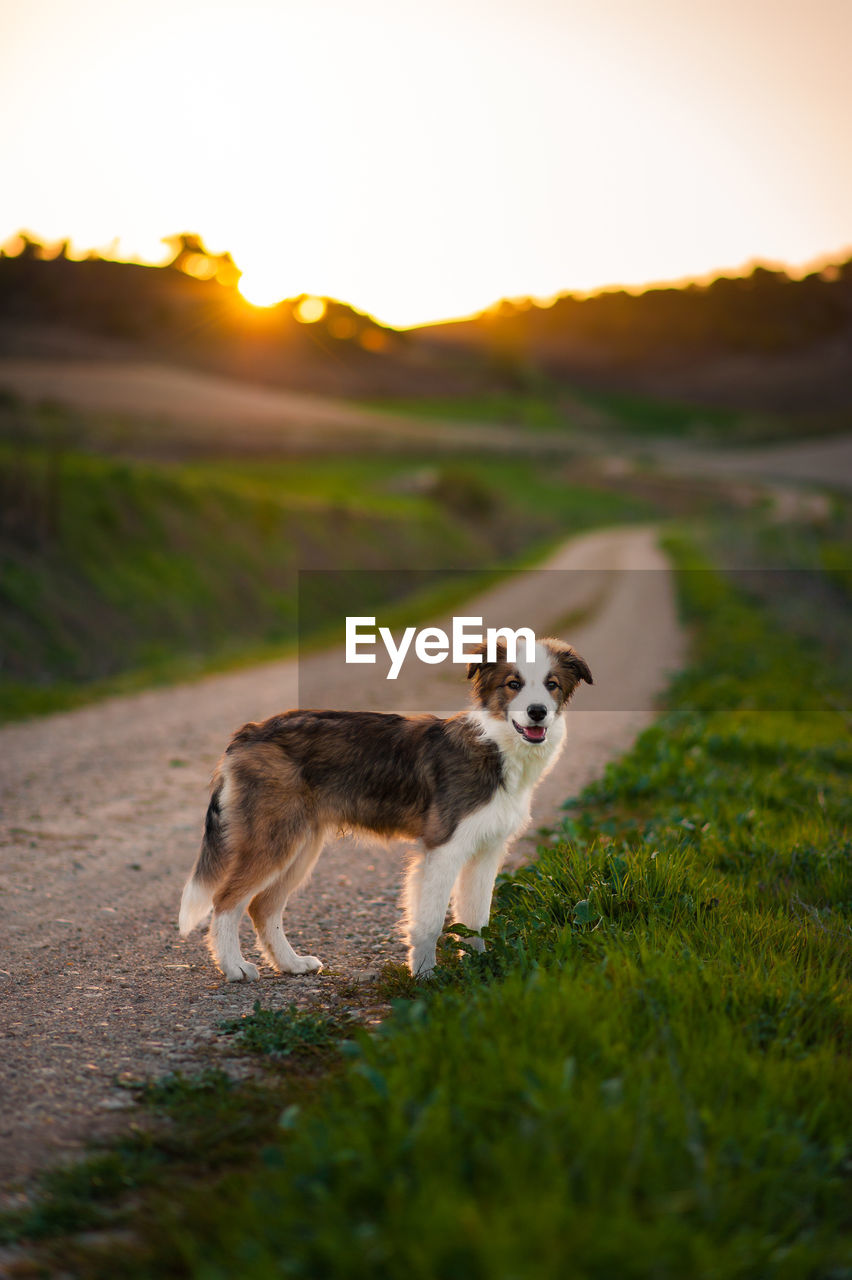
409,946,437,978
224,960,260,982
284,954,322,975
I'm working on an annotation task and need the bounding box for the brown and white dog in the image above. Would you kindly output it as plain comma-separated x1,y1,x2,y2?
179,637,592,979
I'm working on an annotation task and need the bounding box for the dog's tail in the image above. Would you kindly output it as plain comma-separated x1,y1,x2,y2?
178,875,214,935
178,777,227,935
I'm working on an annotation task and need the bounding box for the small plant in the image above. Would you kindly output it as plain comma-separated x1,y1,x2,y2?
374,961,421,1000
219,1001,353,1060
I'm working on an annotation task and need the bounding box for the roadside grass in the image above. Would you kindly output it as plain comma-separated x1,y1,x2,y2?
6,532,850,1278
0,1071,293,1247
0,1020,360,1250
0,442,652,721
703,493,852,689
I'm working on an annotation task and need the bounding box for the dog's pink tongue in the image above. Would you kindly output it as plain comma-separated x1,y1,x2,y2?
525,726,546,741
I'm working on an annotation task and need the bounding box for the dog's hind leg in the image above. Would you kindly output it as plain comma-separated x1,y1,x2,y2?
248,831,325,975
208,891,261,982
208,847,289,982
451,842,507,954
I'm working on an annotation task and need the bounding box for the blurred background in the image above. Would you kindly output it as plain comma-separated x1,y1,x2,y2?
0,0,849,717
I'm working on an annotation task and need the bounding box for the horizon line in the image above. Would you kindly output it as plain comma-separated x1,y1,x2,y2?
2,228,850,333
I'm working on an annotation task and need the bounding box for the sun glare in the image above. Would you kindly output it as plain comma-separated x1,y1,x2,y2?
239,279,281,308
239,277,285,309
238,280,330,324
1,2,850,328
294,296,327,324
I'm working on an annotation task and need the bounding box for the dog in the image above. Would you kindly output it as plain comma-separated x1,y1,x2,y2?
178,636,592,979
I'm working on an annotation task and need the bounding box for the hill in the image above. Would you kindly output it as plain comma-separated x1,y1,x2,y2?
418,260,852,411
0,238,489,399
1,236,851,412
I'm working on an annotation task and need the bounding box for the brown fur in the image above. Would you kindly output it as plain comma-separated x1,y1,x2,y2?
183,634,592,978
195,710,505,912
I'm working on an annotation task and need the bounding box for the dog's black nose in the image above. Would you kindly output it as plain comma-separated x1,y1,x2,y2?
527,704,548,722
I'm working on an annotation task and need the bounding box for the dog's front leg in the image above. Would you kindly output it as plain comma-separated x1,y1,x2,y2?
450,842,507,953
405,839,468,977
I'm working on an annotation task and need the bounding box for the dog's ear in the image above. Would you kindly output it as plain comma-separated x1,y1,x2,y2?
466,639,507,680
563,648,593,688
544,638,593,689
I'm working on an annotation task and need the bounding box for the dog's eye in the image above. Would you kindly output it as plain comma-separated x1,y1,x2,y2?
506,679,522,691
545,679,559,691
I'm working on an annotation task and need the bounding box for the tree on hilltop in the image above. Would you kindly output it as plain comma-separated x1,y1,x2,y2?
163,233,241,287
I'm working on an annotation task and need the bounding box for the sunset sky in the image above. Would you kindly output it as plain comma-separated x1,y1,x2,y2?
1,0,850,327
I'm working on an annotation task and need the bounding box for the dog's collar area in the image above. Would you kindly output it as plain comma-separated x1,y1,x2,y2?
512,720,548,743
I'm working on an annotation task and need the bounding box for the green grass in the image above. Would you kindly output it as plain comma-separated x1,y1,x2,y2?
357,389,570,431
0,445,652,720
219,1001,355,1061
0,1071,291,1246
358,385,744,440
362,385,736,438
574,387,742,438
696,494,852,688
8,531,849,1278
358,385,852,445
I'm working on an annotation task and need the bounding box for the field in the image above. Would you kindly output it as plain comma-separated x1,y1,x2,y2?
7,374,846,723
3,513,849,1278
0,359,849,1277
359,385,852,446
0,396,654,719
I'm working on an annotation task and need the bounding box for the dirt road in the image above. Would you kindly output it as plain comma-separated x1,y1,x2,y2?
0,526,683,1192
656,433,852,493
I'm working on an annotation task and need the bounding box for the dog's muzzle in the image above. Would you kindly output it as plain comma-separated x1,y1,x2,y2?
513,720,547,743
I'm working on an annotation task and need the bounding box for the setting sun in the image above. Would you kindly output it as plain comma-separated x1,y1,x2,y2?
239,276,286,309
1,0,850,326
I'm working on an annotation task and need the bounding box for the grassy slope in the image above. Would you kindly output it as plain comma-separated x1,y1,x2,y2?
361,385,738,437
360,386,852,445
7,533,850,1278
0,449,651,719
358,389,570,431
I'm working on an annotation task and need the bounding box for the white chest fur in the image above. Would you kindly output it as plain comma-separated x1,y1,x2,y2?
406,712,568,976
460,710,567,853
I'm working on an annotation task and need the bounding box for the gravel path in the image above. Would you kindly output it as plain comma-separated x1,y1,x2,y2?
655,433,852,493
0,526,683,1193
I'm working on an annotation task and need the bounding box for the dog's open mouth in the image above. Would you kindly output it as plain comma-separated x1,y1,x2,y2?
513,721,547,743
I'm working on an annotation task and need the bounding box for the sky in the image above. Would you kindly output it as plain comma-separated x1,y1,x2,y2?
1,0,850,327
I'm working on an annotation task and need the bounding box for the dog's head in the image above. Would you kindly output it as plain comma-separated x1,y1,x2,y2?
466,636,592,745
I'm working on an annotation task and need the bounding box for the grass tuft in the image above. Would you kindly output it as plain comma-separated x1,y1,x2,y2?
219,1002,355,1060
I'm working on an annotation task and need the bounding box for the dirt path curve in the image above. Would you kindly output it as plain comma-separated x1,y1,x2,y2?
0,526,683,1192
655,433,852,493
